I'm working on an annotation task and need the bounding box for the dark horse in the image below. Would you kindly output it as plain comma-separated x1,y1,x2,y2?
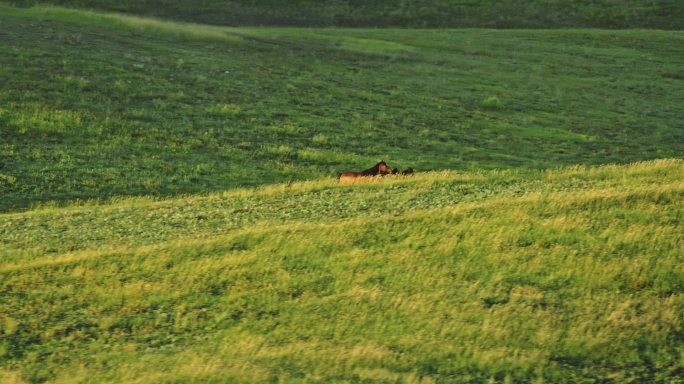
401,167,414,175
338,161,392,182
392,167,414,175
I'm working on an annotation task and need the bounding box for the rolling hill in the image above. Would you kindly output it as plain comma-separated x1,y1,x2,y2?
1,5,683,212
1,159,683,382
1,3,683,383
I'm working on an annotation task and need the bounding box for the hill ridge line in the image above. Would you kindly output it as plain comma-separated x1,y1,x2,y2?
3,180,680,274
3,158,682,218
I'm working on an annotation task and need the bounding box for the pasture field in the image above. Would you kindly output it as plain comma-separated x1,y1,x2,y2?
7,0,684,29
2,3,684,383
1,159,683,382
1,4,684,212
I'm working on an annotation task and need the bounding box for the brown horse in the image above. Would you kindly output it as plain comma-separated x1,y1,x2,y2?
338,161,392,182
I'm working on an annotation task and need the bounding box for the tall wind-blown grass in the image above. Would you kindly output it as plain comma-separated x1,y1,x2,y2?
1,159,682,382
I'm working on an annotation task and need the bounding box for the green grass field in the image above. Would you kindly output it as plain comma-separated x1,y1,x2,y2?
1,5,683,212
2,159,683,382
1,3,683,383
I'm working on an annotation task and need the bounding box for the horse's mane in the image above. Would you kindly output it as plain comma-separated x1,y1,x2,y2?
361,161,387,176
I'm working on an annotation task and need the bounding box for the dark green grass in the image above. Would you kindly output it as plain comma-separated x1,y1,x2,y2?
1,5,683,212
1,160,682,383
9,0,684,29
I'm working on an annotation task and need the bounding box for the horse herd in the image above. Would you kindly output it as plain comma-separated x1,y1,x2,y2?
338,161,414,182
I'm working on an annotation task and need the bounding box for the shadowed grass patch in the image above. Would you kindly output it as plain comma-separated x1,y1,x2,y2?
1,6,683,212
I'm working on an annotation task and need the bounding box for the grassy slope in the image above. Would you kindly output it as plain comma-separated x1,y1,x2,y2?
1,159,683,383
9,0,684,29
1,5,683,212
1,6,683,382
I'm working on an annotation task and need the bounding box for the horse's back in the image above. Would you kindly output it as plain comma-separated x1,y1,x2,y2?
338,171,363,182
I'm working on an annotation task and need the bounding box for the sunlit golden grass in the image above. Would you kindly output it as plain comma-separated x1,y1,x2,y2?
7,158,678,216
1,160,682,382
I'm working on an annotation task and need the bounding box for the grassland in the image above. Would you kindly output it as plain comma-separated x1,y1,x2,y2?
1,5,683,212
9,0,684,29
1,159,683,382
2,3,683,382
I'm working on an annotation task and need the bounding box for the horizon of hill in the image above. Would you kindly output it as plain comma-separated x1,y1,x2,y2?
6,0,684,29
